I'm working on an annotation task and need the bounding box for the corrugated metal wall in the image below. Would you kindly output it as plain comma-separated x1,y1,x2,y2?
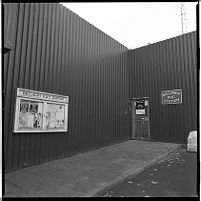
128,31,197,144
4,3,197,172
3,3,18,51
4,3,130,172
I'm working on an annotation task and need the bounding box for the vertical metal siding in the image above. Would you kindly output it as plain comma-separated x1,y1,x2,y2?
4,3,129,172
128,31,197,143
3,3,18,51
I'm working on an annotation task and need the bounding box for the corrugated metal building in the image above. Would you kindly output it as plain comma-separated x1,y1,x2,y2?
3,3,130,172
128,32,197,143
3,3,197,172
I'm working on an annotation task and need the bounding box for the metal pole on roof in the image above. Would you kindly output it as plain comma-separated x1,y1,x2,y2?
183,3,187,33
181,2,184,34
180,2,187,34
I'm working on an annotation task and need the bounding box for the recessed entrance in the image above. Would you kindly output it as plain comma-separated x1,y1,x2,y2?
131,97,150,140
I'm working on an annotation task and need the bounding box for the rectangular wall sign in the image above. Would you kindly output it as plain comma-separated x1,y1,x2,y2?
161,89,182,105
14,88,69,133
136,109,145,114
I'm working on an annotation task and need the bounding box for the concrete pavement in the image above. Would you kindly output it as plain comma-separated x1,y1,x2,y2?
4,140,182,197
97,149,197,197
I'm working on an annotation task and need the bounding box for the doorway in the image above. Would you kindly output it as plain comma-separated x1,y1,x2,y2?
131,97,150,140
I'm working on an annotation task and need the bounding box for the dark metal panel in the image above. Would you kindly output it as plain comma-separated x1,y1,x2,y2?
128,31,197,143
4,3,21,171
52,4,62,160
59,6,68,158
39,3,51,164
35,3,45,165
15,3,32,169
4,3,129,172
78,15,85,150
3,52,9,91
28,4,40,165
3,3,18,50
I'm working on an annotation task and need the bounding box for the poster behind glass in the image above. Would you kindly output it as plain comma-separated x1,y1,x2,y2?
19,99,43,129
46,103,65,129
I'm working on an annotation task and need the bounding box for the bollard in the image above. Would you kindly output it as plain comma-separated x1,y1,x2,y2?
187,131,197,152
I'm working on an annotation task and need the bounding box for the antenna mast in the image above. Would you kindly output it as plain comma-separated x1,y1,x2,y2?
180,2,187,34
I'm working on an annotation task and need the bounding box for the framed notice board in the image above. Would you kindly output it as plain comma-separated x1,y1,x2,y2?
161,89,182,105
13,88,69,133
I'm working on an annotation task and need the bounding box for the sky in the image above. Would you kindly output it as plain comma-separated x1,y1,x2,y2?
61,2,197,49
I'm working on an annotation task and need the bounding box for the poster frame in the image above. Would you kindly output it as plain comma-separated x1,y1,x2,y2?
13,88,69,133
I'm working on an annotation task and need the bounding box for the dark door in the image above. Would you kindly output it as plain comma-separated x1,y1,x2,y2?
131,98,150,140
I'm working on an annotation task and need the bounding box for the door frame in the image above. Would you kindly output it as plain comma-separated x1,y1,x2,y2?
131,97,150,140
